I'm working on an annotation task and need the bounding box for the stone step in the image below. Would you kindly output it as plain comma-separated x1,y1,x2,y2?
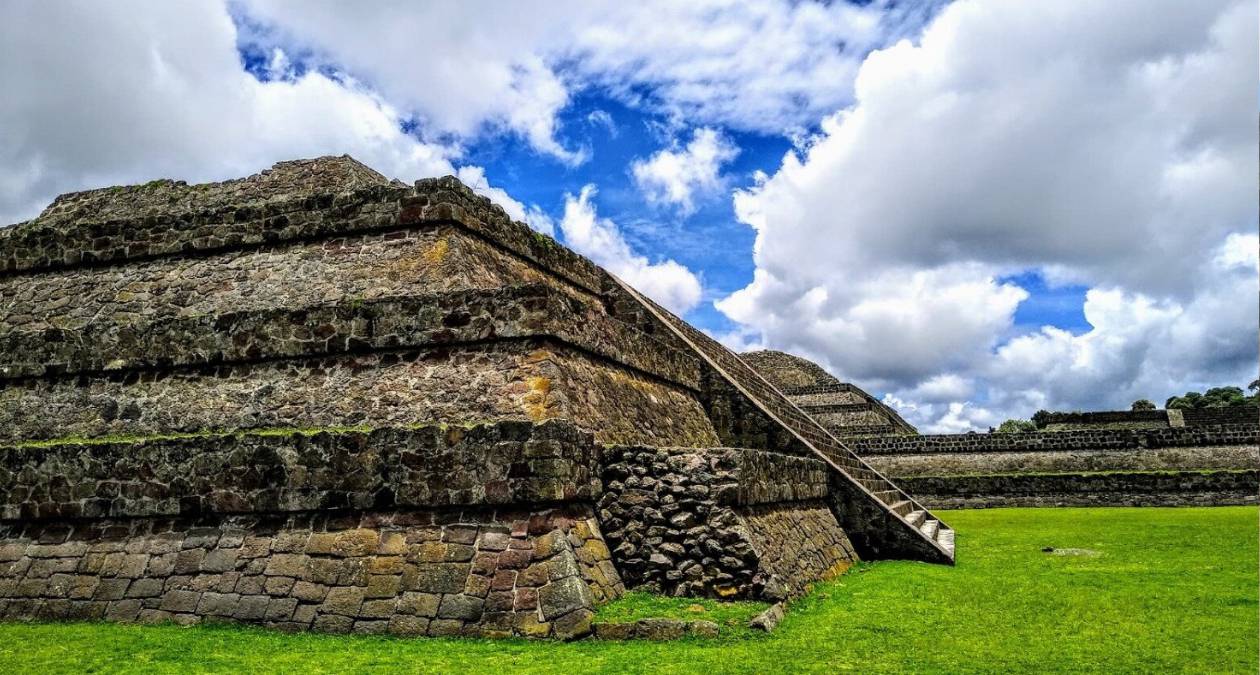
919,519,940,540
936,527,955,552
872,489,900,504
907,510,926,527
888,500,913,517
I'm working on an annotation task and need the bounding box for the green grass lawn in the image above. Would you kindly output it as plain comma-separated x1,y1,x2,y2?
0,506,1255,674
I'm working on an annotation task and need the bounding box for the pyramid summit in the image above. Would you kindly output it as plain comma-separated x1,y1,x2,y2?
0,157,950,638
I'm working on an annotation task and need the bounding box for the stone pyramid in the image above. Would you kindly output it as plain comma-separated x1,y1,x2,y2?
0,157,951,638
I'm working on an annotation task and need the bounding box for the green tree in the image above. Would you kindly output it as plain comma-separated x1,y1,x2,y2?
1202,386,1246,407
1167,392,1201,409
995,419,1037,433
1031,410,1052,428
1166,386,1251,409
1130,399,1156,411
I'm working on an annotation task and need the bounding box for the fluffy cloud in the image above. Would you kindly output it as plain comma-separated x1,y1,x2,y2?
632,128,739,214
234,0,930,153
0,1,462,224
719,0,1258,431
559,186,702,315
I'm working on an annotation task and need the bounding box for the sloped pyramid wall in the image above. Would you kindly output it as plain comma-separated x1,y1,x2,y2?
0,158,717,448
0,157,947,637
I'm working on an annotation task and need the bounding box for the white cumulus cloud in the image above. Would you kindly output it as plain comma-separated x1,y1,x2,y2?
718,0,1258,431
559,186,702,315
632,128,739,214
0,1,470,224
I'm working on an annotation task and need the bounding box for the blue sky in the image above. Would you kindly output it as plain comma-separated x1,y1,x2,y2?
2,0,1255,432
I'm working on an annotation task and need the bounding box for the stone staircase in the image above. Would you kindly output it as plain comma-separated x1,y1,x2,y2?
610,277,954,564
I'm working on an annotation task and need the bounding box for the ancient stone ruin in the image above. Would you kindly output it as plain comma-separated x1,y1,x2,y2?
739,353,1258,509
741,350,917,438
0,157,952,638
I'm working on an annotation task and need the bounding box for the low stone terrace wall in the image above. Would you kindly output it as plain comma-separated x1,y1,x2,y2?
898,470,1259,509
852,425,1258,455
0,420,620,638
853,425,1258,508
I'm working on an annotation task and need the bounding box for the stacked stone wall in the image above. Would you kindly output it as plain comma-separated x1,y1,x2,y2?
897,470,1259,509
853,425,1258,455
1182,407,1258,427
0,505,618,638
854,425,1259,508
867,445,1258,478
0,421,623,638
0,421,600,520
596,446,855,600
0,340,716,448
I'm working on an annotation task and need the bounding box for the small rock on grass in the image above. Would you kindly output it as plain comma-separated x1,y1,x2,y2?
749,603,784,632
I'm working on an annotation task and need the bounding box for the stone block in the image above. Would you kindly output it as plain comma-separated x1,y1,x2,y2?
265,597,299,622
94,578,130,601
196,592,240,617
159,590,201,613
320,587,364,617
201,548,239,573
410,564,469,594
313,614,353,634
359,599,397,619
437,594,484,621
124,578,164,598
397,592,440,617
292,581,328,603
636,618,687,640
105,599,142,622
333,530,378,557
365,574,401,599
388,615,429,636
426,619,464,637
551,609,593,641
353,620,389,635
234,595,270,621
172,549,205,575
264,576,296,596
688,620,719,638
264,554,309,578
593,622,637,640
537,576,591,621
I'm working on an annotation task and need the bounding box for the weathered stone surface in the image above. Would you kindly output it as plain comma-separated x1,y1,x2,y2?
0,420,602,521
897,469,1260,509
599,446,855,599
636,618,687,640
741,350,917,438
749,603,784,632
0,504,621,639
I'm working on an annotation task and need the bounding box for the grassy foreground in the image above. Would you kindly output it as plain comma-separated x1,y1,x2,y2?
0,506,1255,674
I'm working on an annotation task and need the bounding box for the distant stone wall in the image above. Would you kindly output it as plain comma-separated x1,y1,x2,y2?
866,445,1258,477
0,420,623,638
852,425,1259,455
1037,409,1170,430
596,446,854,600
898,470,1259,509
1035,406,1258,431
855,425,1258,508
1182,407,1258,427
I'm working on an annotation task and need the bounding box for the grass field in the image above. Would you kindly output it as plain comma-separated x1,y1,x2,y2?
0,506,1254,674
